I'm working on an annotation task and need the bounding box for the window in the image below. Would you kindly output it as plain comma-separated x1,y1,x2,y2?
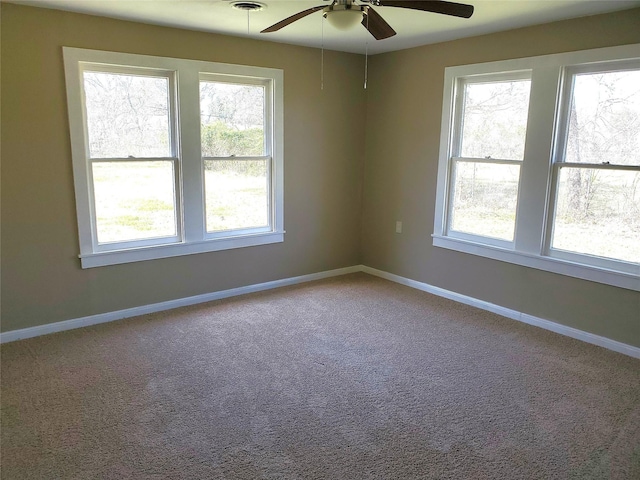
434,44,640,291
82,69,179,249
63,48,284,268
549,66,640,266
449,73,531,246
200,77,270,235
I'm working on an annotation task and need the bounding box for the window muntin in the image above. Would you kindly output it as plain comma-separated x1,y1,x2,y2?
64,48,284,268
447,75,531,244
434,45,640,291
549,65,640,266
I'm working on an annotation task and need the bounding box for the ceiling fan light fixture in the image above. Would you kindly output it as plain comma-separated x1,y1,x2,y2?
324,6,363,31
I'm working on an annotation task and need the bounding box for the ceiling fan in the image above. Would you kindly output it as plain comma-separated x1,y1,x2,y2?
261,0,475,40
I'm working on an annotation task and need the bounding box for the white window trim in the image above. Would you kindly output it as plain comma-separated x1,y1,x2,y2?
434,43,640,291
63,47,284,268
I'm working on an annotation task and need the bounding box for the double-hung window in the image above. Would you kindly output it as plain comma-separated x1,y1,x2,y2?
447,72,531,246
200,75,272,236
63,48,284,268
80,67,180,249
549,64,640,270
434,44,640,291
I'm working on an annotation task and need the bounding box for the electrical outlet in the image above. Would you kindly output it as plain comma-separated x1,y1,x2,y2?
395,221,402,234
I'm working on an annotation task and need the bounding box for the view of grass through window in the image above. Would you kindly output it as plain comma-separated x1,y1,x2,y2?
93,162,177,243
554,168,639,263
451,162,521,241
204,160,268,232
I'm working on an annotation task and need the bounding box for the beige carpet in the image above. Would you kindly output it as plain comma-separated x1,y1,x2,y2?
1,273,639,479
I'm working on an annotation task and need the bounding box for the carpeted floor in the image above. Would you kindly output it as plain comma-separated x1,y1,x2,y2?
1,273,639,479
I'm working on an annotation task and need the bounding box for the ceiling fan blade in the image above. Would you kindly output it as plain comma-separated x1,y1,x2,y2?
261,5,326,33
377,1,474,19
362,6,397,40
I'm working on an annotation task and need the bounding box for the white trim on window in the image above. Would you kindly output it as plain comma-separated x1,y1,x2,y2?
63,47,284,268
434,43,640,291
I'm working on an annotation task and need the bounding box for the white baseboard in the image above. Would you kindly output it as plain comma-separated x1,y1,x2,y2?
0,266,360,344
361,266,640,359
2,264,638,359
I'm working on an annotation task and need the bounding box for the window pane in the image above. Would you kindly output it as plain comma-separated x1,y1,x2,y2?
200,82,265,157
460,79,531,160
566,70,640,166
450,161,520,241
93,161,177,243
551,167,640,263
205,159,269,232
83,72,171,158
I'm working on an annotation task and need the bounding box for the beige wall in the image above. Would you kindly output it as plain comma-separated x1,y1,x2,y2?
2,3,639,348
362,9,640,347
1,3,366,332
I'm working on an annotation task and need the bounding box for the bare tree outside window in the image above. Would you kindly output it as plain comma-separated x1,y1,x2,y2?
460,80,530,161
566,71,640,166
84,72,171,158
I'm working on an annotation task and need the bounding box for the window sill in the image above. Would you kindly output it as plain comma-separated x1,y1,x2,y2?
79,231,285,268
432,234,639,292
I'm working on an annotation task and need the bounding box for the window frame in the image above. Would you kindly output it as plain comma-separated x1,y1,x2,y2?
433,44,640,291
63,47,284,268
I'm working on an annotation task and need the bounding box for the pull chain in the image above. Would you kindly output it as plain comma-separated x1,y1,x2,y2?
364,42,368,90
364,10,369,89
247,10,250,35
321,15,325,90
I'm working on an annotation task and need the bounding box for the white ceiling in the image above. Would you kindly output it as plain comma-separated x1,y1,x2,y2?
8,0,640,54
